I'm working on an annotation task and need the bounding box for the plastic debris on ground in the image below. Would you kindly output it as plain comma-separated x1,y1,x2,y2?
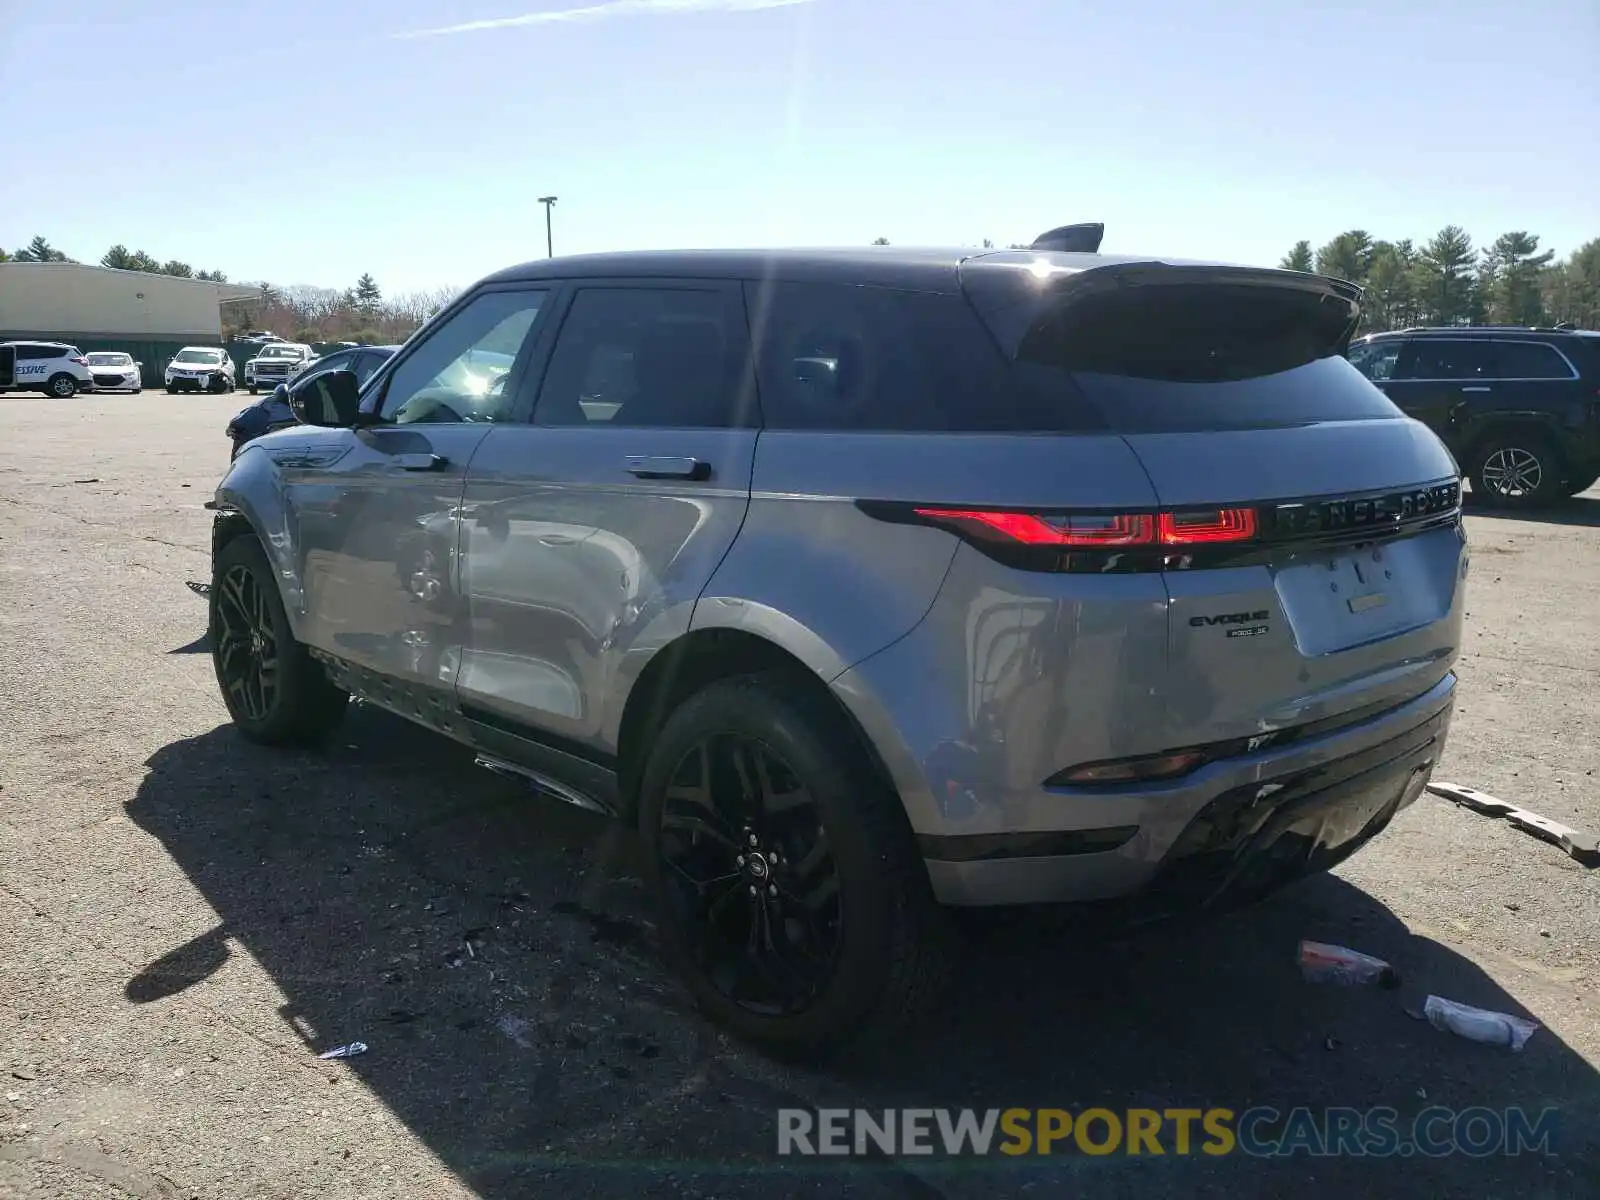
1422,996,1539,1051
1426,781,1599,866
316,1041,369,1060
1298,940,1400,988
185,581,211,596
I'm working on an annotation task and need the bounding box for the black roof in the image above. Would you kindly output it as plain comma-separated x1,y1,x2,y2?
481,246,1238,293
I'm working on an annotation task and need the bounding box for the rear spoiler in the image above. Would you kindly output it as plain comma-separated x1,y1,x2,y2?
962,258,1365,359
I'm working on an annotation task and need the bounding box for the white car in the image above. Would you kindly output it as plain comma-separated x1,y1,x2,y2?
164,347,236,394
0,340,94,397
85,351,143,394
244,342,314,393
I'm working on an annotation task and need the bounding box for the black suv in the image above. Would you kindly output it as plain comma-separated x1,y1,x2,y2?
1347,326,1600,508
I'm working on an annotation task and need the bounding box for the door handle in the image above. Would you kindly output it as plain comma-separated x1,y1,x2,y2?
394,452,448,471
626,455,711,481
1459,386,1491,393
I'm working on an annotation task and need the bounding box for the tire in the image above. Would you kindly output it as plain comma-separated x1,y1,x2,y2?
210,535,348,745
637,672,949,1059
133,388,142,395
47,373,77,398
248,385,258,395
1469,431,1564,509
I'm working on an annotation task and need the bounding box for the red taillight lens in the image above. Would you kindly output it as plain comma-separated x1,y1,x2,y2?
912,506,1259,548
913,508,1155,547
1157,507,1258,545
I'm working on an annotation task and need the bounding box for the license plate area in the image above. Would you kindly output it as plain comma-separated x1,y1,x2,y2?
1274,537,1449,656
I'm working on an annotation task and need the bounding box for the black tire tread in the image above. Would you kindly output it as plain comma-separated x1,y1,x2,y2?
211,535,347,745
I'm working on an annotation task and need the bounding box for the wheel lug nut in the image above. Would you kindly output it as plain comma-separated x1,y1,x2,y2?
748,885,758,897
748,833,759,846
767,885,777,896
736,855,745,866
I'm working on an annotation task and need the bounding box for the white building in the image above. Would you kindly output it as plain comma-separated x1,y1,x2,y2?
0,261,258,387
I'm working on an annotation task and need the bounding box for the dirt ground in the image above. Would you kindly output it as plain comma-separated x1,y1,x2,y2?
2,392,1597,1199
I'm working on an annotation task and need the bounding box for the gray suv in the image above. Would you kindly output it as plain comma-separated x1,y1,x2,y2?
207,233,1468,1055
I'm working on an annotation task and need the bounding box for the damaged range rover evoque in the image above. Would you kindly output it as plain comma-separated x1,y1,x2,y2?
205,224,1468,1056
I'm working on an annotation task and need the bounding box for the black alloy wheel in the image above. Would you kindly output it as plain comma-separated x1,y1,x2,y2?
213,560,278,723
657,731,842,1017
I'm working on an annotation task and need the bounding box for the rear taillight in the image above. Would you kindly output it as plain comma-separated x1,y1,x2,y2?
911,508,1155,547
911,506,1257,548
70,356,88,366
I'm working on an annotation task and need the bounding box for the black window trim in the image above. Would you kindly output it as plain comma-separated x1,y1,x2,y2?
526,276,760,430
1389,336,1580,384
359,281,565,426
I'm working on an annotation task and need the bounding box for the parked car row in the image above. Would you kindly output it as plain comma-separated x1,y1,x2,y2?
225,342,400,457
206,228,1477,1056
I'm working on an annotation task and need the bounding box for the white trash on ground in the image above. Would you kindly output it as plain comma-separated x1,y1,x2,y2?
1423,996,1539,1051
316,1041,369,1060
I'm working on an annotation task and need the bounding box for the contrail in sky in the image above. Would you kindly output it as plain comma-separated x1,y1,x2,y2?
395,0,815,40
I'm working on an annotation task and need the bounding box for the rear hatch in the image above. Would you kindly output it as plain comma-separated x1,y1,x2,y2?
962,255,1467,743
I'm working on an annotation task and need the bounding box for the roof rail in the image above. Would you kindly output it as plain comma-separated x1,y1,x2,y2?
1029,223,1105,253
1397,324,1575,334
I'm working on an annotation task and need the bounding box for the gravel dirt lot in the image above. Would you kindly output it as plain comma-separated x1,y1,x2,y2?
2,393,1597,1199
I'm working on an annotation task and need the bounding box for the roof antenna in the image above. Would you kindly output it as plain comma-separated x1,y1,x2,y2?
1029,223,1104,253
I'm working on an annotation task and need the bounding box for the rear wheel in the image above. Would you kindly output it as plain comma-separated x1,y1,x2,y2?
210,536,348,744
1470,432,1564,509
248,385,258,395
638,672,948,1059
47,373,77,398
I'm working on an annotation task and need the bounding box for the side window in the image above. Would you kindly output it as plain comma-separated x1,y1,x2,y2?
1491,341,1575,380
352,350,388,385
533,287,751,428
16,345,54,360
1399,340,1493,381
1347,340,1404,381
376,290,547,424
315,352,353,375
745,282,1016,431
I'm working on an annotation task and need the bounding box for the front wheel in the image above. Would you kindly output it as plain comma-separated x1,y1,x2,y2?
1470,433,1564,509
47,373,78,398
248,385,258,395
637,673,949,1059
210,536,348,744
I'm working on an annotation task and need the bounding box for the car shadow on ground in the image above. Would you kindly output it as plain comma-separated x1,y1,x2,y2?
1464,492,1600,528
124,709,1597,1199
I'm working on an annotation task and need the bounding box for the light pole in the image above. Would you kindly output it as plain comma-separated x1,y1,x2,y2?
538,196,558,258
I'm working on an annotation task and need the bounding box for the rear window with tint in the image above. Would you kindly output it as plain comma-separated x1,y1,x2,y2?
1012,281,1401,433
745,282,1040,431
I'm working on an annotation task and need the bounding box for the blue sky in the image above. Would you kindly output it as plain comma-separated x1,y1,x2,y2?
3,0,1595,295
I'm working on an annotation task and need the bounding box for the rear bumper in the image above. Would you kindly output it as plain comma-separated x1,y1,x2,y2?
918,672,1455,906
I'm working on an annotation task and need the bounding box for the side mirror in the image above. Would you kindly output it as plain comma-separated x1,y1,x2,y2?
287,369,362,427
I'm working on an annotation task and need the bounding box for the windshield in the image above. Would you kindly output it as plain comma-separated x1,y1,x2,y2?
261,346,305,358
174,349,223,364
87,353,132,366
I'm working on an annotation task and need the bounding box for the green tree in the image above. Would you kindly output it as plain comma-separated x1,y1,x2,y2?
1280,240,1314,273
101,245,138,270
1361,241,1417,332
128,250,161,273
0,247,8,262
14,235,70,262
871,237,890,246
1481,232,1555,325
1314,230,1373,283
1541,238,1600,328
354,273,382,313
161,260,194,278
1415,225,1477,325
196,269,229,283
